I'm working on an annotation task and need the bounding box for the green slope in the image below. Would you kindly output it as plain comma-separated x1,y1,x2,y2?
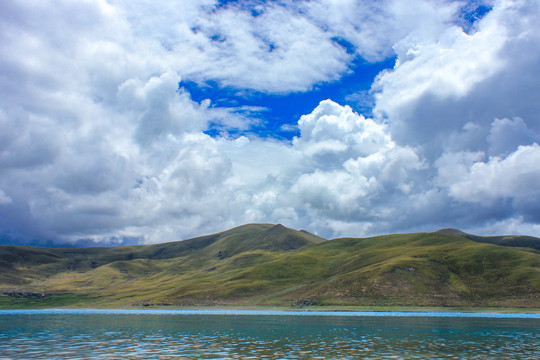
436,228,540,251
1,225,539,309
0,224,324,285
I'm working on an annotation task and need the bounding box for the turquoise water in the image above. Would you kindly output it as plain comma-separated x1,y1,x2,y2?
0,310,538,359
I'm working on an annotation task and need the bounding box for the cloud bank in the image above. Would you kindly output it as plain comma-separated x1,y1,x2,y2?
1,0,540,244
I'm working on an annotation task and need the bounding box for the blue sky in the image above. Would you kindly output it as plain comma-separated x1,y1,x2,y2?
184,57,395,139
1,0,540,246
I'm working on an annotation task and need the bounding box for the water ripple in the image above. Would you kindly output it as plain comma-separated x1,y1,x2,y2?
0,313,538,359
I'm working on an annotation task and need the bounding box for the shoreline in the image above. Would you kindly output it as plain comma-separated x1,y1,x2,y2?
134,305,540,314
2,305,540,315
1,308,539,319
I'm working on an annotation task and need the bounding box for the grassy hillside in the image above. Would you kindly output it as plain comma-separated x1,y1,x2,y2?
0,224,323,285
436,228,540,251
1,225,539,309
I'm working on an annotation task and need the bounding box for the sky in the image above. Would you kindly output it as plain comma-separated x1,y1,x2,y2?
1,0,540,246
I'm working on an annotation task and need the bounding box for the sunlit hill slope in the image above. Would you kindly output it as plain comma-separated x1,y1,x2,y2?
1,224,539,308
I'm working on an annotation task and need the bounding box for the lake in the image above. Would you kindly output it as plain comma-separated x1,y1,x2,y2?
0,310,538,359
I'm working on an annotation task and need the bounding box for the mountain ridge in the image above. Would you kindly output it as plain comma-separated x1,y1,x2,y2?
436,228,540,251
1,224,539,309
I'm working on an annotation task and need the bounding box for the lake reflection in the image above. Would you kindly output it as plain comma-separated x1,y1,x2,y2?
0,311,538,359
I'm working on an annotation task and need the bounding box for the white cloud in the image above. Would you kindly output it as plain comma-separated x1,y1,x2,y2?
349,0,540,237
0,189,11,205
86,0,464,93
465,217,540,237
373,17,506,144
294,100,394,168
187,4,350,92
372,0,540,154
438,143,540,203
100,0,352,93
284,100,424,235
118,72,213,146
305,0,460,61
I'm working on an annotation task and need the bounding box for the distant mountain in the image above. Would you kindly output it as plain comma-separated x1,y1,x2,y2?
436,228,540,251
1,224,539,309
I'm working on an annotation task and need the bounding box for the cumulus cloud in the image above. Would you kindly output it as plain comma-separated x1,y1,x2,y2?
215,100,425,238
292,100,423,201
118,72,213,146
372,0,540,155
362,0,540,236
437,144,540,204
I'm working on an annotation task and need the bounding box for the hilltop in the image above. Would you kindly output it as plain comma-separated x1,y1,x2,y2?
436,228,540,251
1,224,539,309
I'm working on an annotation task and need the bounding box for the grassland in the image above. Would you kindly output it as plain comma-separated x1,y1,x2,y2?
1,224,539,310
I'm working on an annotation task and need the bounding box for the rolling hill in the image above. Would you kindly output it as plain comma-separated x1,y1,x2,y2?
436,228,540,251
1,224,539,309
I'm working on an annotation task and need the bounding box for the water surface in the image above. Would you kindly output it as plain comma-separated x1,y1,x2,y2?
1,310,538,359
